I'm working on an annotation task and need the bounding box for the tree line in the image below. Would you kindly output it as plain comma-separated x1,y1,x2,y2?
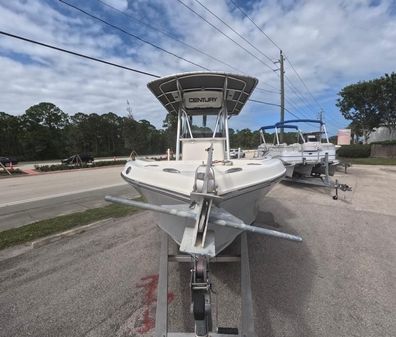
0,102,169,160
0,102,272,161
337,72,396,143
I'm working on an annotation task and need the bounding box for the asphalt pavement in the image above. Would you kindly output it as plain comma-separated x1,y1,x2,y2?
0,166,127,208
0,185,138,231
0,165,395,337
0,166,138,231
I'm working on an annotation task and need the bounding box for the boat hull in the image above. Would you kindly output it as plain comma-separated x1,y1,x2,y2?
127,176,280,255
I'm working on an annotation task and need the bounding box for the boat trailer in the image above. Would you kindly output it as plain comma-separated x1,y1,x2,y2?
106,195,301,336
155,231,256,337
283,153,352,200
108,195,303,337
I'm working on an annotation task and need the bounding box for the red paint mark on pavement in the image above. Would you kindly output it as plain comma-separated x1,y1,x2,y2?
135,274,174,334
22,169,39,175
137,274,159,306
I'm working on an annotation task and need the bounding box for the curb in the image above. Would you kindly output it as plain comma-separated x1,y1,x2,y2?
31,218,114,249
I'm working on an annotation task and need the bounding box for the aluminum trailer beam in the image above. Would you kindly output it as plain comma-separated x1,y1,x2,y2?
154,232,257,337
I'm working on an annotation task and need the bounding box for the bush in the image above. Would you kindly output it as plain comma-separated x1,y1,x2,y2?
35,160,127,172
337,144,371,158
0,168,26,176
92,160,127,167
370,140,396,145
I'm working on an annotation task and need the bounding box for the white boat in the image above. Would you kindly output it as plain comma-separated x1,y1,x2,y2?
106,72,302,335
258,119,339,178
108,72,301,257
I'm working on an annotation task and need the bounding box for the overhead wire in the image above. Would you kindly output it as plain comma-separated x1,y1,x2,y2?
193,0,275,64
174,0,277,74
285,74,320,114
255,87,280,94
228,0,344,130
284,96,312,120
248,99,300,119
229,0,282,51
284,74,343,128
94,0,239,73
59,0,211,71
186,0,321,123
284,75,318,117
271,69,314,120
0,29,282,110
94,0,277,92
285,57,344,129
0,30,160,78
285,57,323,110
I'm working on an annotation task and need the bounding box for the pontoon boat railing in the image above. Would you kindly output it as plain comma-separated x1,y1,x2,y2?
260,124,303,145
275,119,330,143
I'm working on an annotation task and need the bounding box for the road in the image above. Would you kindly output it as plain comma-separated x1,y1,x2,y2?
0,166,138,231
0,165,395,336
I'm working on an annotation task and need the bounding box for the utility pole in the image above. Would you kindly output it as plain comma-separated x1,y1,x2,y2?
279,50,285,143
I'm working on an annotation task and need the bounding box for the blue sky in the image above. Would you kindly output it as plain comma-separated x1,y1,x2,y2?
0,0,395,135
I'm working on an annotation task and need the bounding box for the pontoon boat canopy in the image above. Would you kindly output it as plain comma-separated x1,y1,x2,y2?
275,119,324,126
260,124,299,131
147,72,258,116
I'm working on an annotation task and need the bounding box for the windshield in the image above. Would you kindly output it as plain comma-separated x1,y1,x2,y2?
189,114,224,138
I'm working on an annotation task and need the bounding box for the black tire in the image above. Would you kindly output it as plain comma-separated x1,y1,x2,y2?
193,293,205,320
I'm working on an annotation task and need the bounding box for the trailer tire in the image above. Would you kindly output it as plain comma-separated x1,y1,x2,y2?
193,293,205,320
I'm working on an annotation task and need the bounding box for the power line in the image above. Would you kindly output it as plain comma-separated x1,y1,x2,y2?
255,87,280,95
59,0,210,71
61,0,279,93
193,0,275,64
284,94,342,129
0,30,282,111
285,57,324,111
175,0,276,74
247,98,300,118
272,67,316,119
248,99,280,107
95,0,276,93
228,0,340,125
284,96,313,120
195,1,319,122
229,0,282,51
284,75,318,116
285,57,343,128
0,30,160,78
95,0,239,73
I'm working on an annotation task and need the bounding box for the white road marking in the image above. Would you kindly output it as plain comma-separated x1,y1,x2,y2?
0,183,127,208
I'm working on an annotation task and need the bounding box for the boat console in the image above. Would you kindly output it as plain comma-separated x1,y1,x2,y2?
147,72,258,161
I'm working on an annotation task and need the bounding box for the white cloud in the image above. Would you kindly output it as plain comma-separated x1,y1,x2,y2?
0,0,395,134
103,0,128,11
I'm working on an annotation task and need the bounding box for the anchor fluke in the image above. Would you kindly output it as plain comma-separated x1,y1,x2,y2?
105,196,302,243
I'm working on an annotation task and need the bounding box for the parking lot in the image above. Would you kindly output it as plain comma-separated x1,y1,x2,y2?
0,165,395,337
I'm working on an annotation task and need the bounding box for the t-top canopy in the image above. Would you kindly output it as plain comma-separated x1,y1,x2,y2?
147,72,258,115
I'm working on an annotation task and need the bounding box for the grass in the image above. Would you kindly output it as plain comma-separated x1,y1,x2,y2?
0,203,140,250
339,157,396,165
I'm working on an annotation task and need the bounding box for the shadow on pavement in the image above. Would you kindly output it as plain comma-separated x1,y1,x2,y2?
250,199,315,337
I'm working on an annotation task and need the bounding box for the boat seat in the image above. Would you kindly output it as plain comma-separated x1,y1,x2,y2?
181,138,226,161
